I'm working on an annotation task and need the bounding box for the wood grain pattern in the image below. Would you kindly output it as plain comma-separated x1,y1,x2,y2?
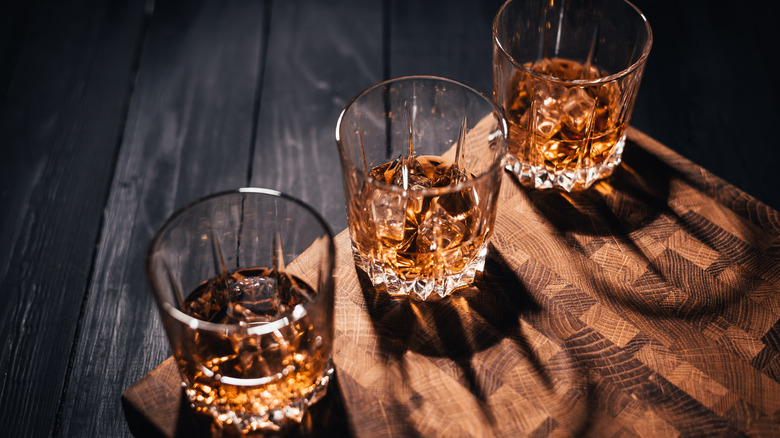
124,128,780,436
388,0,505,96
250,0,383,233
56,0,267,436
0,0,148,435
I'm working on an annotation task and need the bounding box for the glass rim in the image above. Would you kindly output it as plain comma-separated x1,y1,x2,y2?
492,0,653,85
335,75,509,197
145,187,336,335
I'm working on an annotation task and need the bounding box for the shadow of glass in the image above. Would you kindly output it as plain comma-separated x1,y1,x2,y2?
357,250,556,424
358,251,542,359
520,141,673,242
357,251,602,434
518,139,745,319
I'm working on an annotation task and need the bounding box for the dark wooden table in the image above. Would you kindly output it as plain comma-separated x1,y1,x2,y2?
2,0,778,436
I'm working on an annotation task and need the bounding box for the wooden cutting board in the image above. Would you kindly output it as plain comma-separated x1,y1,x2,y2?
123,128,780,437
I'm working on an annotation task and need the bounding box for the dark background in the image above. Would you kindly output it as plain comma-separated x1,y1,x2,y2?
1,0,777,436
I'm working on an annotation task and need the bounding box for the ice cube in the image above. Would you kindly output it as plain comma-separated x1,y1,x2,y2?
389,160,409,188
369,189,407,243
443,164,468,184
417,203,466,251
406,185,426,216
386,156,434,190
437,186,478,221
593,81,620,108
375,157,403,185
530,58,553,75
411,155,439,178
533,103,562,139
406,172,433,189
549,59,584,80
534,80,566,106
228,274,280,321
561,87,596,134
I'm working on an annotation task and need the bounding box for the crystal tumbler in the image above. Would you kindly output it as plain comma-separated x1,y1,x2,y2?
493,0,652,191
336,76,508,300
146,188,335,434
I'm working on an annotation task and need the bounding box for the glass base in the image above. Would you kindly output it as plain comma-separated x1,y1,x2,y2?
351,242,488,300
186,360,334,435
506,136,625,192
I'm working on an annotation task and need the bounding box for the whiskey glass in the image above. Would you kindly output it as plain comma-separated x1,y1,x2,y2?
336,76,508,300
146,188,335,435
493,0,652,191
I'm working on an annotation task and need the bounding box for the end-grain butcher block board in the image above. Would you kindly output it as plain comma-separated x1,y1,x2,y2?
123,127,780,437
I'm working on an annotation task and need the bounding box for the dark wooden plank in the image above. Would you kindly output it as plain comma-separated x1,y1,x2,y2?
0,0,148,436
250,0,384,234
630,0,780,212
0,0,31,106
388,0,507,96
55,0,268,436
